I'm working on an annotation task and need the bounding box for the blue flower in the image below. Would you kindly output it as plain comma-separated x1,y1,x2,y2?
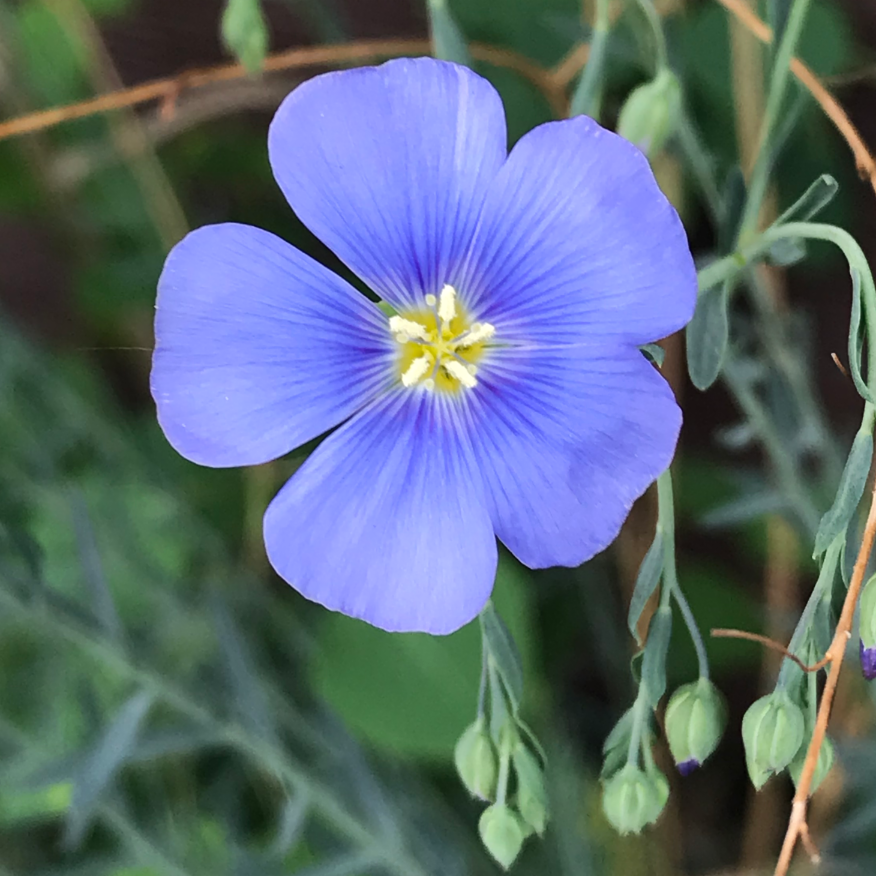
151,58,696,635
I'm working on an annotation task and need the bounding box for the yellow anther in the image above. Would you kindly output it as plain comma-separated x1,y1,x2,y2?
389,316,429,341
456,323,495,347
443,359,477,388
424,293,437,307
438,284,457,324
401,354,433,387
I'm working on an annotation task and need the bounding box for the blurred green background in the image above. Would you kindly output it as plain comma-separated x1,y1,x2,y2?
4,0,876,873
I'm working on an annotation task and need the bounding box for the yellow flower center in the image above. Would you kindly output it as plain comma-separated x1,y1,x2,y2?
389,285,496,393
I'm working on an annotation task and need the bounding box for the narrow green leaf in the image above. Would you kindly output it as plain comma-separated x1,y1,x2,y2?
768,0,793,52
283,852,381,876
776,174,839,225
212,593,278,744
719,166,746,254
641,606,672,707
131,726,221,762
639,343,665,368
64,691,153,849
221,0,268,73
426,0,471,67
627,533,663,645
848,268,876,404
699,490,785,529
767,236,807,267
270,791,309,858
814,429,873,558
602,707,635,755
811,596,833,657
69,490,122,641
480,602,524,712
842,518,858,589
686,279,731,390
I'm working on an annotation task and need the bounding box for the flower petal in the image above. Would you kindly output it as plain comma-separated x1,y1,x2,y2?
460,115,696,346
263,391,497,634
268,58,507,312
469,345,680,568
151,223,394,467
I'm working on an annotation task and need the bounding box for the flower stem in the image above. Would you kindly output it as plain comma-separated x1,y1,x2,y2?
629,0,667,73
570,0,611,119
657,469,709,679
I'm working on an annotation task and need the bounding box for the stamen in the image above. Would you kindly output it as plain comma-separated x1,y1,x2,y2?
438,284,457,324
443,358,477,388
389,316,429,341
456,322,495,347
401,354,433,387
424,293,437,307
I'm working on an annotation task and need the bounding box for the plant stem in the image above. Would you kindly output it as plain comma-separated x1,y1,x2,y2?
657,470,709,679
570,0,611,119
630,0,667,72
774,483,876,876
737,0,814,241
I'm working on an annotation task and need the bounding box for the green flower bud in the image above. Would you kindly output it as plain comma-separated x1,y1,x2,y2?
616,68,682,158
859,574,876,678
454,719,498,801
601,762,669,835
742,691,805,789
512,743,548,836
789,734,835,795
664,678,728,775
478,804,525,870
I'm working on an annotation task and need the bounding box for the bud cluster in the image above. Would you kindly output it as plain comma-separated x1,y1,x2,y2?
455,722,548,870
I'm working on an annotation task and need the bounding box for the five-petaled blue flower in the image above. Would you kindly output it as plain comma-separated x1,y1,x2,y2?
151,58,696,635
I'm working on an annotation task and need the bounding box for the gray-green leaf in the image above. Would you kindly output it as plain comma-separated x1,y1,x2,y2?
814,429,873,558
480,602,524,712
686,279,731,390
64,691,153,849
641,606,672,707
776,174,839,225
627,533,664,645
848,267,876,404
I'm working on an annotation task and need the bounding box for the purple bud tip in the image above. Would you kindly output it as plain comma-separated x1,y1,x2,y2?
861,641,876,681
676,759,700,776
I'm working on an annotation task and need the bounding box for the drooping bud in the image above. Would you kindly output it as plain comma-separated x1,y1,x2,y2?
454,719,498,801
741,691,805,789
859,574,876,679
664,678,727,775
478,804,525,870
616,68,682,159
601,762,669,835
512,742,548,836
789,734,835,795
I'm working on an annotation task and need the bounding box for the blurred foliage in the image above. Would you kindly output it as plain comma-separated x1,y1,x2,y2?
4,0,876,874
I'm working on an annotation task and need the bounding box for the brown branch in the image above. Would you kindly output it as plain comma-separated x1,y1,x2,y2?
0,38,567,142
773,483,876,876
711,628,829,673
715,0,876,200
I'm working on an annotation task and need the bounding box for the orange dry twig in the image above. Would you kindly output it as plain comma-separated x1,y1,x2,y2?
772,484,876,876
0,38,566,141
716,0,876,199
711,628,831,673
